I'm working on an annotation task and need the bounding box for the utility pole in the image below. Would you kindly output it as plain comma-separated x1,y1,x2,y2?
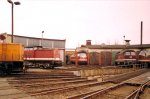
7,0,20,43
41,31,44,46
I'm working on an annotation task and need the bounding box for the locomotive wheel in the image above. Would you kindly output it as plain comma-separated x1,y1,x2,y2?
49,61,55,69
0,70,4,75
39,65,44,69
49,65,54,69
44,64,50,69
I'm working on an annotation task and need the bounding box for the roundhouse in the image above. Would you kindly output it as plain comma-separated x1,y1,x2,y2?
75,40,150,66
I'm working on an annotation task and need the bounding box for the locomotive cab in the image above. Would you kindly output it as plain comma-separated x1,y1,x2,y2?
70,51,88,65
138,50,150,68
24,47,62,69
115,50,137,66
0,43,24,75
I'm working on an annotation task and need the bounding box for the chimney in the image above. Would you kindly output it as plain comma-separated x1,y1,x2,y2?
141,21,143,45
86,40,91,45
125,40,130,46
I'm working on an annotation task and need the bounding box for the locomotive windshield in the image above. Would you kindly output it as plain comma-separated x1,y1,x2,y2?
78,53,87,58
125,52,130,56
124,51,136,56
139,50,146,56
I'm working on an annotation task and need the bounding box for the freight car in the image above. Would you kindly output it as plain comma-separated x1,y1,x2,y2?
115,50,137,66
0,43,24,74
24,47,62,69
70,51,88,65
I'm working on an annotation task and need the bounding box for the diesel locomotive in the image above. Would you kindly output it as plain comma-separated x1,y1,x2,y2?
70,51,88,65
24,47,62,69
115,50,137,65
0,43,24,74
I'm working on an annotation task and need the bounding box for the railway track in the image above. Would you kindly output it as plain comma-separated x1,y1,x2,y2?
69,76,150,99
6,68,149,99
8,77,87,84
30,81,114,99
140,86,150,99
125,80,150,99
13,75,79,79
76,82,137,99
104,69,148,83
73,81,149,99
19,80,114,94
11,79,97,88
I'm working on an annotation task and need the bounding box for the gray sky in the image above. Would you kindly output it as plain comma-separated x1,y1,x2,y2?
0,0,150,48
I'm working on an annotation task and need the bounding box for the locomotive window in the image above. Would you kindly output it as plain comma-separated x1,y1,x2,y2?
131,52,136,55
147,51,150,56
139,51,146,56
125,52,130,55
78,53,86,57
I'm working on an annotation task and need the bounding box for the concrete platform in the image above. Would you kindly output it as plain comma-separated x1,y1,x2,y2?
125,71,150,84
0,78,35,99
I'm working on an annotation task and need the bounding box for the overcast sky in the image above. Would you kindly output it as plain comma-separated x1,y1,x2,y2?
0,0,150,48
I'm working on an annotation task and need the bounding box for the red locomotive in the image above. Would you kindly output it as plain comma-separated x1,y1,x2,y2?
115,50,137,65
138,50,150,66
70,51,88,65
24,47,62,69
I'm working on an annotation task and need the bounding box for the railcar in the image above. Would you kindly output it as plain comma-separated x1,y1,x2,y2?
0,43,24,74
24,47,62,69
70,51,88,65
115,50,137,66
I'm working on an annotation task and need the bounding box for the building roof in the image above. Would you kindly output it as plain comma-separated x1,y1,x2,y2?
7,34,66,41
1,33,66,48
81,44,150,49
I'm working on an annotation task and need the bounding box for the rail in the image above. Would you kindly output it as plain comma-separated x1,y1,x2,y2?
30,81,111,96
81,82,125,99
125,80,150,99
